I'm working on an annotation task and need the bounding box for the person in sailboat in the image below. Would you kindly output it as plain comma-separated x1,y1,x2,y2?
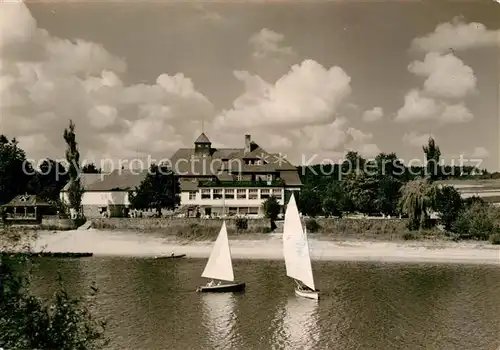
206,280,215,287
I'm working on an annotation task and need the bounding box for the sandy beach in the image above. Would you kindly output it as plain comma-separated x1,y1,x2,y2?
10,229,498,265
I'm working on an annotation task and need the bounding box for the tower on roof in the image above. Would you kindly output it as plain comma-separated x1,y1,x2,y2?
194,132,211,155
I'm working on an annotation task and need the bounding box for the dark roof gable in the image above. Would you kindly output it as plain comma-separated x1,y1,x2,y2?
194,133,211,144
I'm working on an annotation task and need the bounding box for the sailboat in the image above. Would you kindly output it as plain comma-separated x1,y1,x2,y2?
282,193,319,300
196,221,245,293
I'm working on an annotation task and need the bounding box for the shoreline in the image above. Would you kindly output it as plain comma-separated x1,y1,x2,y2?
6,229,499,266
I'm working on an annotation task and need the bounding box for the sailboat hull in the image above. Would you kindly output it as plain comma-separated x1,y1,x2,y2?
196,282,245,293
295,287,319,300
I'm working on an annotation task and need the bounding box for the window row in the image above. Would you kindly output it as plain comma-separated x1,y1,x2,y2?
189,188,283,200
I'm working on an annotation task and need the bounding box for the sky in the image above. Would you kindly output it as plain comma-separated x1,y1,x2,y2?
1,0,499,171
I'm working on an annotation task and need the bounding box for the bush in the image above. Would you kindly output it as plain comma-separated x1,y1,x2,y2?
453,202,500,240
490,233,500,245
263,227,273,233
402,231,419,240
0,238,108,349
305,218,320,233
234,217,248,231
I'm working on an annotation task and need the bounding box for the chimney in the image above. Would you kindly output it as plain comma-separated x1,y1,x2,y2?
244,134,251,153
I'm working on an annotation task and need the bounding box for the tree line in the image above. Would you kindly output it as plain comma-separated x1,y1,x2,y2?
294,139,500,243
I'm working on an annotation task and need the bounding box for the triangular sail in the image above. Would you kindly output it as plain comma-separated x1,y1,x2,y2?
201,221,234,282
282,193,316,290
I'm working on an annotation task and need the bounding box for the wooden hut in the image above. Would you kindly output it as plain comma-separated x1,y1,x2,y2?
1,194,55,225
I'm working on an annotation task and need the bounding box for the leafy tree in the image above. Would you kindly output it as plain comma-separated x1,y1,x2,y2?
343,172,378,214
0,135,33,205
452,201,500,240
322,182,344,217
296,185,323,217
262,195,281,231
129,163,180,215
342,151,365,175
463,196,485,207
423,137,441,181
27,159,69,201
82,163,101,174
398,178,438,230
434,185,463,231
373,153,404,216
63,121,84,218
376,176,402,216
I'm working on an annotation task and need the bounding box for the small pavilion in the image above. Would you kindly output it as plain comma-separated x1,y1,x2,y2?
1,194,54,224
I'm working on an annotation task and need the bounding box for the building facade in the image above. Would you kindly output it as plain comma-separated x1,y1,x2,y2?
59,133,302,218
60,172,147,218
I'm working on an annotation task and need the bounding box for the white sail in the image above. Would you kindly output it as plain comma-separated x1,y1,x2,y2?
201,221,234,282
282,194,316,290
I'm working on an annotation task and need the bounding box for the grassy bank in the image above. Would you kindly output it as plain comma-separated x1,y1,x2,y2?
89,217,451,242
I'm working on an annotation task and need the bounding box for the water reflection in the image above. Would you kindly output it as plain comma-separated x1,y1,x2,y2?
274,296,320,349
28,258,500,349
200,293,239,349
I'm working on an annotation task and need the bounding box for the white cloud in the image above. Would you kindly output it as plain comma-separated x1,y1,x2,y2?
0,0,214,162
355,143,381,159
192,3,226,24
342,127,381,158
470,146,490,159
439,103,474,124
411,16,500,53
402,131,432,147
249,28,295,60
362,107,383,122
408,52,477,99
395,89,442,123
215,59,352,130
395,89,474,124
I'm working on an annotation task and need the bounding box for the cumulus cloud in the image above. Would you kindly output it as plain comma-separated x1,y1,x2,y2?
395,90,441,123
362,107,383,122
470,146,490,159
192,3,226,24
395,89,474,124
439,103,474,124
215,59,352,130
207,60,382,163
344,128,381,158
411,16,500,53
408,52,477,99
402,131,432,147
0,0,214,162
249,28,295,60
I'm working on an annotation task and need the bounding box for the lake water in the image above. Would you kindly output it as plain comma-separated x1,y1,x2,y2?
30,258,500,349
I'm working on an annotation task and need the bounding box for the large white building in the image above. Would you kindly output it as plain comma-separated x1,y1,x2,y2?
61,133,302,218
171,133,302,217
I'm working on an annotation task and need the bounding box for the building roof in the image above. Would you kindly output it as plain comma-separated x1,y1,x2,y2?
169,135,300,186
85,169,148,191
179,179,199,191
279,170,303,186
61,173,107,192
194,133,211,144
2,194,52,207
